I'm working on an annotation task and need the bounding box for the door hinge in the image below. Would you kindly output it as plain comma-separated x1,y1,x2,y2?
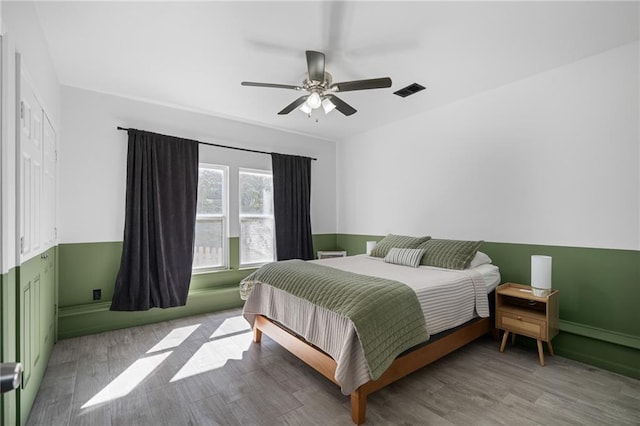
54,227,58,240
20,102,24,119
20,236,24,254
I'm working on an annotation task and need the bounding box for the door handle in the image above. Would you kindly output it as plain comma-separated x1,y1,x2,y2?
0,363,23,393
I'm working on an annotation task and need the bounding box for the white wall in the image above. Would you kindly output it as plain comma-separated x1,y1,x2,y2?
337,41,639,251
59,86,336,244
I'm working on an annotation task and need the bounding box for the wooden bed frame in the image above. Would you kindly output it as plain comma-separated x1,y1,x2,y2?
252,314,492,424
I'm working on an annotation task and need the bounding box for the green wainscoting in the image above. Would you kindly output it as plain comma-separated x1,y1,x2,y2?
56,233,640,378
480,242,639,337
58,241,122,307
57,234,337,339
58,287,244,339
336,234,640,379
336,234,381,255
1,268,18,426
312,233,338,257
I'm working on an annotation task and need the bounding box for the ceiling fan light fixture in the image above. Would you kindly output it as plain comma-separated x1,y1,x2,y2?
322,98,336,114
299,102,312,114
306,92,322,109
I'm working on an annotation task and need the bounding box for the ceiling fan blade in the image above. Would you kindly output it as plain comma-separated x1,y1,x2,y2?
241,81,301,90
278,96,309,115
306,51,325,82
325,95,357,116
330,77,392,92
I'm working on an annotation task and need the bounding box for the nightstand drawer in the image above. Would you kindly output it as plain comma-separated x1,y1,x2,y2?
497,311,547,340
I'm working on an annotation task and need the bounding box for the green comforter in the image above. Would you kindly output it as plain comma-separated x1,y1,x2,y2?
240,259,429,380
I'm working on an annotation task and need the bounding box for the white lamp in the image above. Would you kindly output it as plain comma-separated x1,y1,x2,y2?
366,241,377,256
299,92,324,115
299,102,312,115
306,92,322,109
322,98,336,114
531,255,552,296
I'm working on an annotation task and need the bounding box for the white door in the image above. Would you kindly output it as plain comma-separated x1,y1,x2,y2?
18,57,43,263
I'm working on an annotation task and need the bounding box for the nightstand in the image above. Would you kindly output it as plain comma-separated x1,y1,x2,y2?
495,283,559,366
317,250,347,259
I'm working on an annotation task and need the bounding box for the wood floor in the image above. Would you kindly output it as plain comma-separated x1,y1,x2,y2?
27,308,640,426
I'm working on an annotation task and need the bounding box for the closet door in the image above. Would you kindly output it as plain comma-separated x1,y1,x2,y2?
15,55,57,422
17,62,43,263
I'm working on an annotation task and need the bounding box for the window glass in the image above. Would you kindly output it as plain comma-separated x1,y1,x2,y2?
239,170,275,265
197,168,224,215
240,172,273,215
193,219,224,269
240,218,275,265
194,164,227,270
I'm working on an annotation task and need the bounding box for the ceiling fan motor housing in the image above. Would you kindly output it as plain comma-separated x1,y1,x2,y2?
304,72,332,91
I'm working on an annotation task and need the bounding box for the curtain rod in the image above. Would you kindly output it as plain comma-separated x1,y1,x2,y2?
116,127,317,161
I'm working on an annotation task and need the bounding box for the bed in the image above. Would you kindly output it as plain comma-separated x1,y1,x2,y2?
241,252,500,424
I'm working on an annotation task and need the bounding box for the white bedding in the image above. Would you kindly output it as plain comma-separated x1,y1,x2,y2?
312,254,500,335
243,255,500,394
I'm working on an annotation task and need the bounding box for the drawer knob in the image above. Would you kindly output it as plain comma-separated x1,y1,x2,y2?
517,316,522,320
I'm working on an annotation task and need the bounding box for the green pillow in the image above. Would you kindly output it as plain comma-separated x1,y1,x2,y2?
417,239,483,270
370,234,431,258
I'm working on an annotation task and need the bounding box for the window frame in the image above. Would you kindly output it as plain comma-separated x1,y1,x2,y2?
193,163,229,273
238,167,275,268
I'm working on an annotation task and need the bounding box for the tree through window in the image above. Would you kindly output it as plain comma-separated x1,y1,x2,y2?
193,164,227,270
239,169,275,266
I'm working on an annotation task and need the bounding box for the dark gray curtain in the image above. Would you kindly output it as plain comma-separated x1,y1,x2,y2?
271,153,313,260
111,129,199,311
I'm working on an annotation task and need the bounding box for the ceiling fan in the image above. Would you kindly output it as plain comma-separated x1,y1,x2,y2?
241,50,392,117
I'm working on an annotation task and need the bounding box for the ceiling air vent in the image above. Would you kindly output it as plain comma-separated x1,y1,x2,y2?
393,83,426,98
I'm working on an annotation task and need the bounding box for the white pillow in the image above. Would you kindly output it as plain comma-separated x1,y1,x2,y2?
384,247,426,268
468,251,492,269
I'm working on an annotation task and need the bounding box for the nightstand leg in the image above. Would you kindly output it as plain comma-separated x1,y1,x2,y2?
511,332,516,345
500,331,509,352
536,340,545,366
547,341,555,357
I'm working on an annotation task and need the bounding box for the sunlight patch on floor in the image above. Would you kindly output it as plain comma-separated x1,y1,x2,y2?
81,352,172,408
210,315,251,339
147,324,200,354
171,316,252,382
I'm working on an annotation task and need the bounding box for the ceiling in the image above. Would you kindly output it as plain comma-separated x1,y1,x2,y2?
34,1,639,142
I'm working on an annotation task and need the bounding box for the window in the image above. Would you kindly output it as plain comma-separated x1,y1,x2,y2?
193,164,227,270
239,169,275,266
